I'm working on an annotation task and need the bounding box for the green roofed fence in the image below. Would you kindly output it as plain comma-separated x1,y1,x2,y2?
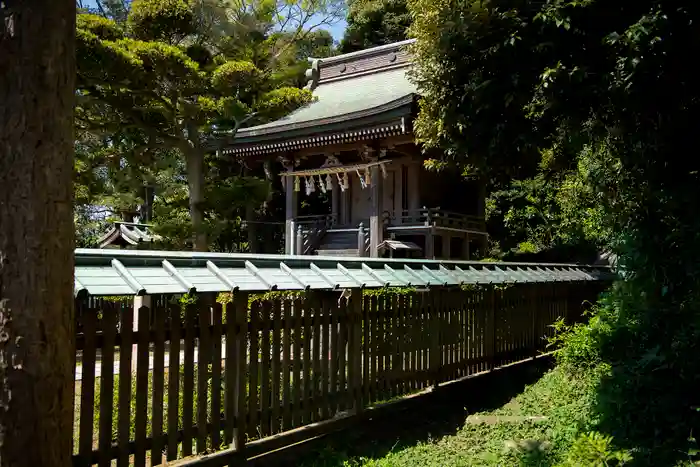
71,249,613,466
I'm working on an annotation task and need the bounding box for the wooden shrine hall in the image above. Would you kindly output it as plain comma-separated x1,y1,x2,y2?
217,39,488,259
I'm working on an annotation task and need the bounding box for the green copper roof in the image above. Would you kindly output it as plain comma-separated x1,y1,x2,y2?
74,248,614,296
237,67,416,138
216,40,418,156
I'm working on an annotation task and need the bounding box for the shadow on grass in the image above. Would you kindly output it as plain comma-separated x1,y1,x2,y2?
254,358,554,467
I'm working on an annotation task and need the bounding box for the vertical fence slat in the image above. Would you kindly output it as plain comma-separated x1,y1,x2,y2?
444,292,451,380
224,302,235,446
369,295,378,403
78,303,97,462
197,301,212,453
151,305,166,466
346,292,357,411
409,294,417,391
429,291,440,388
98,303,116,467
454,292,461,377
232,292,249,451
312,295,322,422
182,304,196,457
377,295,386,400
260,301,272,437
362,294,370,405
282,299,292,431
292,298,302,428
400,294,407,391
271,300,282,434
302,297,312,423
117,306,134,467
350,288,363,411
329,298,339,415
166,304,181,461
320,297,330,420
249,301,260,440
390,294,399,398
211,303,223,450
416,294,424,389
134,306,150,467
489,287,496,370
338,297,348,411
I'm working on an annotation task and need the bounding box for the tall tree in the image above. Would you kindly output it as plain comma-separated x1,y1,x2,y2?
76,0,345,251
76,1,313,250
409,0,700,461
339,0,410,53
0,1,76,465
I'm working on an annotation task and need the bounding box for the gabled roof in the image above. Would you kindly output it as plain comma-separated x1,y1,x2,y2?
97,222,160,249
219,39,418,157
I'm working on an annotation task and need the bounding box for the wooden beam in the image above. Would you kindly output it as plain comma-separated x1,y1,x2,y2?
283,160,297,255
295,135,415,158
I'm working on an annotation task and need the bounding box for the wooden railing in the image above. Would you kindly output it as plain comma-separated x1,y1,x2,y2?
72,281,605,466
388,208,486,232
294,214,337,229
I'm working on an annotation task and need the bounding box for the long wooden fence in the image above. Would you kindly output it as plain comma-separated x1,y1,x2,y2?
72,282,603,466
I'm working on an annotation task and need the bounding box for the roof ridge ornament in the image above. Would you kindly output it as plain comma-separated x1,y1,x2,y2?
305,59,321,91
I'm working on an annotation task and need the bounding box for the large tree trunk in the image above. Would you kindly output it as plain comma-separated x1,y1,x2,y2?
185,147,208,251
0,1,76,466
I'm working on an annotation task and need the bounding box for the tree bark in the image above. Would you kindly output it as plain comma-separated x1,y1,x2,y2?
245,203,260,253
0,1,76,466
185,147,208,251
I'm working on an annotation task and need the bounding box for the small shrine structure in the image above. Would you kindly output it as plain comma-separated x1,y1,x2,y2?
217,39,488,259
97,222,159,249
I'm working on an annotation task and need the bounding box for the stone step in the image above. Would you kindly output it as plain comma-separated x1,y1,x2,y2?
314,249,360,257
319,242,358,250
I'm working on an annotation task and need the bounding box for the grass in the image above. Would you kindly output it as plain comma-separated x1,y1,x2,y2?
295,364,600,467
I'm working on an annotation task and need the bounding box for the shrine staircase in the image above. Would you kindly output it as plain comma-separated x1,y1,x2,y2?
313,229,368,257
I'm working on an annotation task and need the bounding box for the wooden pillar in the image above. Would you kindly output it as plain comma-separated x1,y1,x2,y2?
369,164,383,257
463,233,471,260
331,176,339,226
443,233,451,260
296,225,304,256
357,222,365,257
283,161,297,255
408,161,421,212
425,229,435,259
340,179,351,225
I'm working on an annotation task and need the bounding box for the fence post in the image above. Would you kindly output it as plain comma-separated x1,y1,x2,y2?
289,220,295,255
531,283,539,358
486,286,496,370
132,295,151,371
429,289,441,388
350,288,364,412
357,222,365,257
296,225,304,256
232,291,249,453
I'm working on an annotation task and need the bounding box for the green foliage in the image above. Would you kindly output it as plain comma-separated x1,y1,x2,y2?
410,0,700,463
210,60,261,94
559,432,633,467
127,0,195,42
363,286,416,297
77,13,125,40
298,366,604,466
255,87,314,121
75,0,323,250
339,0,411,53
